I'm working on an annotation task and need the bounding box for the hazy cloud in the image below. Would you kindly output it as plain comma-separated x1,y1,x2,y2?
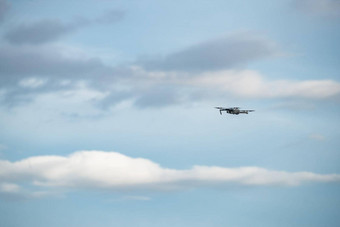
294,0,340,17
18,77,48,89
0,0,10,23
139,33,279,72
5,19,81,45
95,9,125,24
4,10,125,45
0,182,58,201
0,45,112,87
0,182,20,193
111,68,340,108
186,70,340,99
0,44,114,106
0,45,110,76
134,85,182,108
309,133,326,141
0,150,339,199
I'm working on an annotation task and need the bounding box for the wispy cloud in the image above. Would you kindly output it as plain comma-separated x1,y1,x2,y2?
0,150,339,199
0,182,20,193
4,10,125,45
0,0,9,23
309,133,326,141
185,70,340,99
294,0,340,17
0,182,62,201
0,44,112,106
138,33,279,72
0,45,110,80
4,19,82,45
95,9,125,24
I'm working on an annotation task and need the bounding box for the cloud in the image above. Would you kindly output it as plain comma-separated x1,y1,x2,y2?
4,19,82,45
186,70,340,99
95,9,125,24
0,182,20,193
0,150,339,199
294,0,340,17
0,31,339,109
2,61,340,110
309,133,326,141
0,0,10,23
19,77,48,89
0,44,113,106
4,10,125,45
139,33,279,72
0,182,27,200
0,182,59,201
111,68,340,108
0,45,109,80
134,85,182,108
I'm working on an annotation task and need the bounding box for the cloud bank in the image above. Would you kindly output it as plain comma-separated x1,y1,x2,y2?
0,31,339,109
1,151,339,198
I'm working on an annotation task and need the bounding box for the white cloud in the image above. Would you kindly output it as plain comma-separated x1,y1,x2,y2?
19,77,47,88
183,70,340,99
309,133,326,141
0,182,20,193
0,150,339,198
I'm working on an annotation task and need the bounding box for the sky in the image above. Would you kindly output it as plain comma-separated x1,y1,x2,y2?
0,0,340,226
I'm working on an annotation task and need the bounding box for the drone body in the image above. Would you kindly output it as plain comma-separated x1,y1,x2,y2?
215,107,255,115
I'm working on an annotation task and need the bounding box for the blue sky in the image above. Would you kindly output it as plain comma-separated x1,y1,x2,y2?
0,0,340,226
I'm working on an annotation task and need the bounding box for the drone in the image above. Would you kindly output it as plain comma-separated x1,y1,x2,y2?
215,107,255,115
